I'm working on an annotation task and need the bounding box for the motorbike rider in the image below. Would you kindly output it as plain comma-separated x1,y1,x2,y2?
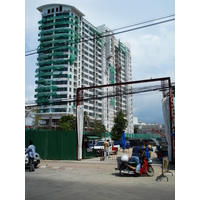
130,141,142,174
142,140,153,162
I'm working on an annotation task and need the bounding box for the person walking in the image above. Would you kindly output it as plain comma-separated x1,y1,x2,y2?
104,140,109,159
25,140,36,172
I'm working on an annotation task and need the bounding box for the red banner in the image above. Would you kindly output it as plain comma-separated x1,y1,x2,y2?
169,90,175,162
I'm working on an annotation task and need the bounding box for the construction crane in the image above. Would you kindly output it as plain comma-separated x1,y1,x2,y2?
152,128,166,137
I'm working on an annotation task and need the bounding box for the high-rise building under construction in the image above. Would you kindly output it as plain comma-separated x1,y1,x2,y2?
35,4,133,133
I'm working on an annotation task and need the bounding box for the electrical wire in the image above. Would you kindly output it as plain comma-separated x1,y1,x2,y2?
25,14,174,54
25,82,174,108
111,14,175,32
25,14,175,56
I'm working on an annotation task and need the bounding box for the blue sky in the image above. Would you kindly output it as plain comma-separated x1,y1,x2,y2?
25,0,175,124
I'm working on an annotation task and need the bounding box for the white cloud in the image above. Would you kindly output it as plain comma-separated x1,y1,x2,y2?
120,23,175,82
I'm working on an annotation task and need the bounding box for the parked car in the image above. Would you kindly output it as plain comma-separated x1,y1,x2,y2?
112,141,120,151
128,139,143,147
114,140,130,149
147,138,157,146
25,148,41,168
156,137,168,146
126,141,130,149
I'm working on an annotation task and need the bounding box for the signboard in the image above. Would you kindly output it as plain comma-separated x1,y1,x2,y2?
87,148,93,152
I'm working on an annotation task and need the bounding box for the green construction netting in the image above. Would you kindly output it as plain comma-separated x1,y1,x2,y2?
35,71,53,78
37,45,78,54
110,80,115,84
125,134,161,139
39,37,77,46
38,14,79,24
38,27,81,38
37,54,52,61
35,66,65,73
109,66,115,84
36,99,50,104
110,66,115,74
34,92,58,98
97,38,102,43
35,79,52,85
110,98,115,106
35,85,58,92
90,27,101,37
36,60,52,66
120,42,126,55
39,20,81,30
68,53,76,65
54,28,81,38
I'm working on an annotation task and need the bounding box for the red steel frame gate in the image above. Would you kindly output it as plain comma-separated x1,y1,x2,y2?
76,77,175,162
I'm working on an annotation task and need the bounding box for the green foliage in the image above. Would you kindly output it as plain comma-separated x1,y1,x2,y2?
134,125,139,134
59,115,76,130
90,119,106,138
111,110,128,141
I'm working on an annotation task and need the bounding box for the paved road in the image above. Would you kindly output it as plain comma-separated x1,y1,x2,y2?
25,158,175,200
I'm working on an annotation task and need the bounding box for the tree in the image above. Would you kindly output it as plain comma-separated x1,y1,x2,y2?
59,115,76,130
134,125,139,134
111,110,128,141
90,119,106,138
25,107,41,129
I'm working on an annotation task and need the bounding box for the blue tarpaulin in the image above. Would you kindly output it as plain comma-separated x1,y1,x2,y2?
122,131,126,149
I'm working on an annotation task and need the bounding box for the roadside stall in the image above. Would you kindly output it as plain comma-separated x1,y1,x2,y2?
82,135,99,159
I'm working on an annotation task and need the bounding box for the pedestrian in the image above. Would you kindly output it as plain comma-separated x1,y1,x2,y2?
104,140,109,159
142,140,153,161
130,141,142,173
25,140,36,172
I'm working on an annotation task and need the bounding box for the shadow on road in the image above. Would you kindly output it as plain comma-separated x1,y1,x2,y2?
111,172,142,178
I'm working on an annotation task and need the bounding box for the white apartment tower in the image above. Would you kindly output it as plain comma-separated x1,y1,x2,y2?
35,4,133,133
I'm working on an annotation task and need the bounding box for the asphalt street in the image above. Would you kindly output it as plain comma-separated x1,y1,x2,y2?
25,158,175,200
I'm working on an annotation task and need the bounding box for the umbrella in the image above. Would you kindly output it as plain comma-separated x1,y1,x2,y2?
122,131,126,150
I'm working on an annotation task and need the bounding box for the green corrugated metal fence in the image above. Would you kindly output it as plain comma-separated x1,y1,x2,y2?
25,129,77,160
125,133,161,139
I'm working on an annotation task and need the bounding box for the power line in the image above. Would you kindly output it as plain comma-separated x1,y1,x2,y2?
25,82,174,108
25,14,175,55
111,14,175,32
25,15,175,56
25,14,174,54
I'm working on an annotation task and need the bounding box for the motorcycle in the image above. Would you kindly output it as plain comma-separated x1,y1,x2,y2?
116,154,154,176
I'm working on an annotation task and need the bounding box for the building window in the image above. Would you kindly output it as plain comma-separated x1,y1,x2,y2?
52,8,54,13
60,6,62,12
48,9,50,14
56,7,58,12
